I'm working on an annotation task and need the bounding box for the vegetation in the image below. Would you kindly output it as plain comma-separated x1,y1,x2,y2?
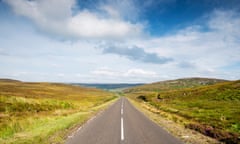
0,79,117,144
125,78,240,143
125,77,227,93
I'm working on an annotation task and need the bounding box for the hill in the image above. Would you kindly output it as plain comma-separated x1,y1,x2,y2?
124,77,227,93
0,79,117,144
0,78,21,83
125,78,240,143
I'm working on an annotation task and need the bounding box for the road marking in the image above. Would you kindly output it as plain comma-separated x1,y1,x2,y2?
121,98,124,141
121,99,123,115
121,117,124,141
122,99,124,107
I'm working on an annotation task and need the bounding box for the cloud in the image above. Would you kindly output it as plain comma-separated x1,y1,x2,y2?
124,68,157,77
102,44,172,64
4,0,143,39
103,0,176,21
0,48,10,56
135,10,240,70
103,0,140,21
1,5,240,83
91,67,158,79
208,10,240,38
91,67,117,77
177,61,196,69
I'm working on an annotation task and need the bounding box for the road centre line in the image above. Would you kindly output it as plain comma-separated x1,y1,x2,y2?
121,98,124,141
121,117,124,141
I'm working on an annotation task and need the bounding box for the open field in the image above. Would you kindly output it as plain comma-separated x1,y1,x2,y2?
125,78,240,143
0,79,117,144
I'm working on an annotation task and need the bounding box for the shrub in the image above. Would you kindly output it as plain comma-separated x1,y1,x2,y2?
137,95,148,102
186,123,240,144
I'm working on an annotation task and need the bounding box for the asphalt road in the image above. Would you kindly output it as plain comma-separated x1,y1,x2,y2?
66,97,183,144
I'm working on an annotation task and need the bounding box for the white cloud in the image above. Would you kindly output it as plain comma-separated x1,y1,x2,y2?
91,67,158,81
103,0,140,21
100,5,120,19
124,68,157,77
68,10,142,39
4,0,143,39
91,67,117,77
208,10,240,35
57,73,65,77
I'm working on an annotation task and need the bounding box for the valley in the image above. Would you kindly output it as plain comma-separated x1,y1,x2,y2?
0,77,239,144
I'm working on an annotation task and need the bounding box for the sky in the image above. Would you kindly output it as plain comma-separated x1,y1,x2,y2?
0,0,240,83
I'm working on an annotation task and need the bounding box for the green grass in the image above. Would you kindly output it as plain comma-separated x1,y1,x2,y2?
1,111,91,143
0,80,117,144
125,79,240,143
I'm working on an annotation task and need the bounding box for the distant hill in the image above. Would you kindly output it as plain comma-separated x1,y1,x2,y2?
71,83,144,90
0,80,115,100
124,77,227,93
0,78,21,82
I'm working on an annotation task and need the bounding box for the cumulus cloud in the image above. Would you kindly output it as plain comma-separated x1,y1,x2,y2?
102,44,172,64
4,0,143,39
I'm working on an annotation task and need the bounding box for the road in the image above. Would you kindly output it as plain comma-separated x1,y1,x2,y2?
66,97,183,144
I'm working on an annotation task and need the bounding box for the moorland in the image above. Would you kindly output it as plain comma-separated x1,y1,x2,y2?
0,79,117,144
125,78,240,143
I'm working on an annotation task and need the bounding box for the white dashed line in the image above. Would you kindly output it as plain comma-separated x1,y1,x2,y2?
121,98,124,141
121,117,124,141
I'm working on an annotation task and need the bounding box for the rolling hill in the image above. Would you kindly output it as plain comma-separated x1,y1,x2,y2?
124,77,227,93
125,78,240,143
0,79,117,144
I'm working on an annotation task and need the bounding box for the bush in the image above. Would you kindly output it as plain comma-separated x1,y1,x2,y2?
186,123,240,144
137,95,148,102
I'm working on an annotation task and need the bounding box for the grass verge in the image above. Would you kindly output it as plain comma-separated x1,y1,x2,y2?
0,80,118,144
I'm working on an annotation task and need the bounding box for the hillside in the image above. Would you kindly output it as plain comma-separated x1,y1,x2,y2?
0,79,117,144
125,78,240,143
0,79,21,83
124,77,227,93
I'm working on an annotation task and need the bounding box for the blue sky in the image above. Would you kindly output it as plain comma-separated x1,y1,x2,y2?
0,0,240,83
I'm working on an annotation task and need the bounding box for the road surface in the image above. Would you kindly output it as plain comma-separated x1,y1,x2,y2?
66,97,183,144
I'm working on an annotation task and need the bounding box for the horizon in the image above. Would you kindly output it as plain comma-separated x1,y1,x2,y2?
0,76,234,84
1,0,240,83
